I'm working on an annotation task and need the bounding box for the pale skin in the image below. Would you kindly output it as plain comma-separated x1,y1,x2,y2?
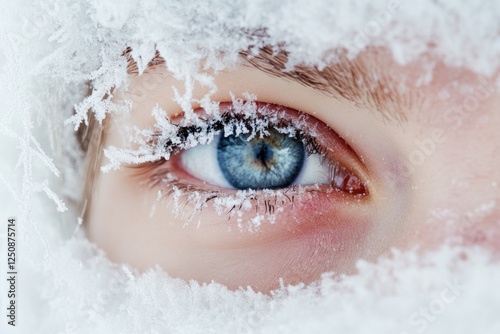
86,49,500,292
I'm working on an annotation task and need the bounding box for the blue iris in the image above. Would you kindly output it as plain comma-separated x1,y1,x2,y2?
217,130,305,190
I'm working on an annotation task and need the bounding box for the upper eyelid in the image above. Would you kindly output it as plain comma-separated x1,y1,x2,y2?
149,104,322,155
143,101,369,175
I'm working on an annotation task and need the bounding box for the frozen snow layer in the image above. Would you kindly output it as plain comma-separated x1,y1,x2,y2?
29,236,500,334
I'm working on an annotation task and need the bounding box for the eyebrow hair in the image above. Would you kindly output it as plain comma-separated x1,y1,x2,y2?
125,46,411,123
124,47,165,74
240,46,411,124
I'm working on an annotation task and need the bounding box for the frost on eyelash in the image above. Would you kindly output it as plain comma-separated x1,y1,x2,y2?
156,177,320,232
101,93,318,172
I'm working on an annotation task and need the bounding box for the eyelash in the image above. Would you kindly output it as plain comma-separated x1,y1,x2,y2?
129,102,365,221
150,109,326,157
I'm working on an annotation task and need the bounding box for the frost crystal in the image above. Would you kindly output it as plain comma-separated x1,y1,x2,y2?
1,0,500,333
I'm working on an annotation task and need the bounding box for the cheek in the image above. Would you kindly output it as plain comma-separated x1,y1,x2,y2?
84,166,167,265
459,215,500,252
212,218,372,291
272,204,373,276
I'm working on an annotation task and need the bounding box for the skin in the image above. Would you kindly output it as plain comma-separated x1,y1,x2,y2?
86,50,500,292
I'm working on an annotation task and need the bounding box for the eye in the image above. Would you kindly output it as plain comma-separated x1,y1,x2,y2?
183,130,348,190
169,102,366,195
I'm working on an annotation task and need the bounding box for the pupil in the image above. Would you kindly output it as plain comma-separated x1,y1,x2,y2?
254,143,273,167
217,130,305,190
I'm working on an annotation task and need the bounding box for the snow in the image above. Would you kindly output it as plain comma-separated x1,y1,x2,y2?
0,0,499,333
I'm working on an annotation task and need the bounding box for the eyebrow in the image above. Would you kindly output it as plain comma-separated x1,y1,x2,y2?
240,46,411,124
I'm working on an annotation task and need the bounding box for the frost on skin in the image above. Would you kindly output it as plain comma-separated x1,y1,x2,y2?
1,0,500,333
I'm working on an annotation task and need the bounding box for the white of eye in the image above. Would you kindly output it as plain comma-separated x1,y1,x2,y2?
181,135,332,189
293,152,331,185
181,134,232,188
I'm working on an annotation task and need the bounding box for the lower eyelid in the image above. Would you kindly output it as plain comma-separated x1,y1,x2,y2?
165,184,374,247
